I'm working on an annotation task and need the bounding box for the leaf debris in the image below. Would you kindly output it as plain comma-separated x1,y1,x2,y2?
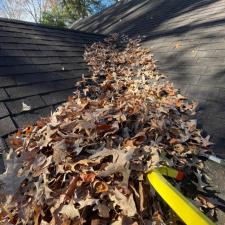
0,35,216,224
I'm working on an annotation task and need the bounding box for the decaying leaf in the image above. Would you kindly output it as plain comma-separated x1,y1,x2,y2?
59,201,80,219
22,102,31,112
93,202,110,218
175,42,182,49
94,181,108,193
91,148,134,186
109,188,137,217
0,149,26,197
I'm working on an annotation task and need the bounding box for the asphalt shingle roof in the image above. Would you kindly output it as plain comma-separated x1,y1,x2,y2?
72,0,225,158
0,18,104,141
0,1,224,222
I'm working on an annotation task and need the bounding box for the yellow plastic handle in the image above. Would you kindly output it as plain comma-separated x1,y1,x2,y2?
156,166,184,180
147,170,215,225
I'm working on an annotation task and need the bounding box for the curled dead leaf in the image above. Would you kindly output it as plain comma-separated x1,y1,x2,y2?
109,188,137,217
94,181,108,193
80,172,96,183
174,144,185,153
59,201,80,219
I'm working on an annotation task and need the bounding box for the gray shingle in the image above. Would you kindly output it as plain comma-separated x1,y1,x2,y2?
195,50,216,58
0,88,9,101
6,79,77,98
0,76,16,87
0,116,16,136
0,137,8,153
168,73,200,85
15,73,53,85
0,49,26,56
0,56,32,66
5,95,46,115
0,103,9,118
13,106,54,128
198,116,225,137
35,106,54,117
218,89,225,102
211,135,225,157
0,65,39,76
185,85,220,101
0,155,5,173
14,70,87,85
198,75,225,88
205,101,225,119
41,89,74,105
13,113,40,128
204,66,225,76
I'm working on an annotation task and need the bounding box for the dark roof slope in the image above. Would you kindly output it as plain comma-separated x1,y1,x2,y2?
0,18,104,140
72,0,225,158
71,0,147,34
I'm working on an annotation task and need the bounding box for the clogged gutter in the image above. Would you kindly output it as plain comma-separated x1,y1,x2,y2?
0,35,216,224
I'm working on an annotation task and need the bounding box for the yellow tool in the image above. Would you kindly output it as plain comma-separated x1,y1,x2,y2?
147,167,215,225
156,166,184,181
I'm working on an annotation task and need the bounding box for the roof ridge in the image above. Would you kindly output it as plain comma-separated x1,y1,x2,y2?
0,17,105,37
70,0,142,32
70,0,124,29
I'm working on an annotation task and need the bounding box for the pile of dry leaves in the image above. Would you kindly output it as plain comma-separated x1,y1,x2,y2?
0,35,215,224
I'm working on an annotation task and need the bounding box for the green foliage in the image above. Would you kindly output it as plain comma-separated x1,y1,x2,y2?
62,0,103,20
39,0,117,27
40,4,66,28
